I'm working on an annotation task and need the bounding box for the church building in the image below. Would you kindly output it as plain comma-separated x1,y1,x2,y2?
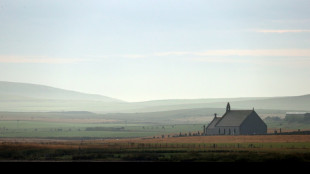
205,103,267,135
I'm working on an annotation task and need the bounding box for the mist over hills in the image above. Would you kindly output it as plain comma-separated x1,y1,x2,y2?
208,94,310,111
0,81,309,113
0,81,123,102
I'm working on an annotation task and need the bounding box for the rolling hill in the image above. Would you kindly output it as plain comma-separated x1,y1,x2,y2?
0,81,309,113
120,94,310,113
0,81,127,112
0,81,123,102
197,94,310,111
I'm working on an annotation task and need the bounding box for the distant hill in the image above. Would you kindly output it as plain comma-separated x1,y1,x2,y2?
198,94,310,111
133,97,270,106
0,81,309,113
100,107,291,124
118,95,310,113
0,81,123,102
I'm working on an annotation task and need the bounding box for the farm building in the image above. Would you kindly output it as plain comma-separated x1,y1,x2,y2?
205,103,267,135
285,112,310,122
286,112,310,117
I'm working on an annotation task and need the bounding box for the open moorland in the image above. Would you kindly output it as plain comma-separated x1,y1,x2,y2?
0,82,309,162
1,109,310,162
1,135,310,162
1,111,309,139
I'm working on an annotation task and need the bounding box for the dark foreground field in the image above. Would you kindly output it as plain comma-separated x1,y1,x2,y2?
1,135,310,162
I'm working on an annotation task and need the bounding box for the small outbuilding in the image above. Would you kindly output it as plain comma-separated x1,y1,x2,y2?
285,112,310,122
205,103,267,135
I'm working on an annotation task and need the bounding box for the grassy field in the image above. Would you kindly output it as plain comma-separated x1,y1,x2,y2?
0,111,206,139
0,120,204,139
1,119,309,139
265,119,310,130
1,135,310,162
1,111,309,139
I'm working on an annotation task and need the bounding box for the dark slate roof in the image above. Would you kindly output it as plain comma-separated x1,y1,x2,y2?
215,110,254,127
206,117,221,129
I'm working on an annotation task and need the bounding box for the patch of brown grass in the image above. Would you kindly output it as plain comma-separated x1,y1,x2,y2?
1,135,310,150
101,135,310,144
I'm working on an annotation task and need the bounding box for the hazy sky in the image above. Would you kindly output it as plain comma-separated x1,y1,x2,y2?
0,0,310,102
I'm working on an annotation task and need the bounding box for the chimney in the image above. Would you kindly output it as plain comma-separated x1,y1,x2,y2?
203,125,206,135
214,113,217,118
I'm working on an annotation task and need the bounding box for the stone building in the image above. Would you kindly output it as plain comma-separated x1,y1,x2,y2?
285,112,310,122
205,103,267,135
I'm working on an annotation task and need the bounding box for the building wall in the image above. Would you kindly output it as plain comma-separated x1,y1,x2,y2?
205,128,218,135
217,126,240,135
305,113,310,122
206,126,240,135
240,112,267,135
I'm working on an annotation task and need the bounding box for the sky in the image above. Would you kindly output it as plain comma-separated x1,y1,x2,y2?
0,0,310,102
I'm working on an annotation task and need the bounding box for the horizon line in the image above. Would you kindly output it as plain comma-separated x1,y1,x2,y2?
0,80,309,103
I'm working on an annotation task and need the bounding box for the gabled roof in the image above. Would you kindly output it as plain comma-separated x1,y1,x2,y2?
206,117,221,129
215,110,254,127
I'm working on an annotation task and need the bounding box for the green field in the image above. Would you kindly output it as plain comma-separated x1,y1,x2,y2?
0,120,204,139
0,111,309,139
264,117,310,130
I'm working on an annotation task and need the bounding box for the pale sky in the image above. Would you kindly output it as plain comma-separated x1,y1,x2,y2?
0,0,310,102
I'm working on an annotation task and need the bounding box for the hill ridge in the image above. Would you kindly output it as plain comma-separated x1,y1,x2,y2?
0,81,123,102
0,81,309,112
